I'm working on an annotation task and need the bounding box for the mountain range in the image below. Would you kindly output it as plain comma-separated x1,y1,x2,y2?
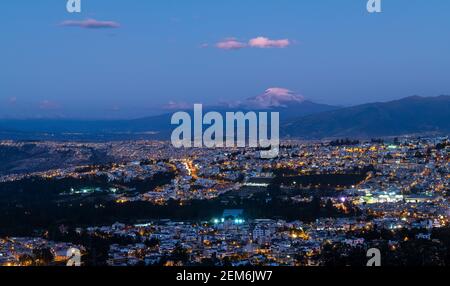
0,95,448,140
283,95,450,139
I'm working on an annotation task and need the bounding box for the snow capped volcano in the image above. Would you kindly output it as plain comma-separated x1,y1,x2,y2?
245,88,305,108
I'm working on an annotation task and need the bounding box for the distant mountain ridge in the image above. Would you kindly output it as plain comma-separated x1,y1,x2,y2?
283,95,450,139
0,100,338,140
0,96,448,140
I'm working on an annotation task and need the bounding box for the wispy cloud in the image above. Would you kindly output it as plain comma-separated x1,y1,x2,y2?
213,36,291,50
163,101,193,110
39,100,60,110
216,38,247,50
60,19,121,29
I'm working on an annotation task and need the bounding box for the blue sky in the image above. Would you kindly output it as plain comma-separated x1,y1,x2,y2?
1,0,450,118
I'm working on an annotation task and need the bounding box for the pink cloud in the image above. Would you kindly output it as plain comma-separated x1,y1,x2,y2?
248,37,290,48
60,19,120,29
214,36,291,50
216,38,247,50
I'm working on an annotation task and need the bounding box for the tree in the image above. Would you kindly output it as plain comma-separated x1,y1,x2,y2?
144,237,160,248
33,247,54,266
171,243,189,264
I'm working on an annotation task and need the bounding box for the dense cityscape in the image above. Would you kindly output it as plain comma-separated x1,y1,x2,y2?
0,136,449,266
2,1,450,283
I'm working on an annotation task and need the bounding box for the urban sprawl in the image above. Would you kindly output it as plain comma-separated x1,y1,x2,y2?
0,137,449,266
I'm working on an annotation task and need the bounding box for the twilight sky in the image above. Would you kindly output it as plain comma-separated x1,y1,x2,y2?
1,0,450,119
